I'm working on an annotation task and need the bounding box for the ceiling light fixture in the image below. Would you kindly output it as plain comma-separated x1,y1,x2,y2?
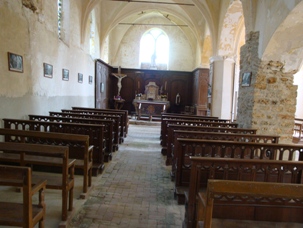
107,0,194,6
119,23,188,27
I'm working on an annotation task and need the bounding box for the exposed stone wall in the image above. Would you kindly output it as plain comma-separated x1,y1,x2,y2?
252,61,297,143
237,31,260,128
238,31,297,143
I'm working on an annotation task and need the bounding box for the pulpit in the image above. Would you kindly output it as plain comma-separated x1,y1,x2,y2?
133,82,170,121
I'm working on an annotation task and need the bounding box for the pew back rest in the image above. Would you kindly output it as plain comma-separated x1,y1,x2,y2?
71,107,128,137
28,114,113,153
0,128,92,195
170,131,280,180
175,139,303,187
2,118,104,164
200,179,303,228
186,157,303,228
0,165,47,228
0,142,74,221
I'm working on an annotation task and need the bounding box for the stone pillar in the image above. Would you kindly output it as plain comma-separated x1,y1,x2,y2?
237,31,297,143
210,56,235,119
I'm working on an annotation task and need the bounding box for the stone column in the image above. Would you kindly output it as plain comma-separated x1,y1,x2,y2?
237,31,297,143
210,56,236,119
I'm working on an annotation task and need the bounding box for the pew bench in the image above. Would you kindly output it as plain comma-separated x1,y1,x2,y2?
2,118,105,176
0,128,93,198
160,113,219,140
0,142,75,222
72,106,129,140
59,109,124,144
161,119,237,154
28,114,115,160
174,138,302,204
197,179,303,228
164,124,257,164
0,165,47,228
184,157,303,228
170,130,280,181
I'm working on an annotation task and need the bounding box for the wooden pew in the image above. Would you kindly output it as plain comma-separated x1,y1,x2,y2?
72,106,129,140
0,128,93,198
160,113,219,140
185,157,303,228
174,138,300,204
60,109,124,144
0,142,75,222
198,179,303,228
0,165,47,228
163,123,251,164
28,114,115,160
161,119,236,153
49,111,121,148
2,118,105,176
170,129,280,180
172,132,279,204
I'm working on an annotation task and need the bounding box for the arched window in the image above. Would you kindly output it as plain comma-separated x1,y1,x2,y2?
57,0,70,43
57,0,63,38
89,11,96,56
139,28,169,70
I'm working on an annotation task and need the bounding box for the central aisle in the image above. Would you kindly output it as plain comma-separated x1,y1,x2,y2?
69,123,185,227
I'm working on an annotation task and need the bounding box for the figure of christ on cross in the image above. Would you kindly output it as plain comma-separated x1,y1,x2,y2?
112,66,127,96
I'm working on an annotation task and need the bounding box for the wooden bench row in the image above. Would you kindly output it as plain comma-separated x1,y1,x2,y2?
184,157,303,227
0,142,74,223
197,179,303,228
0,128,92,197
0,107,129,226
165,124,258,165
0,165,47,228
72,106,129,141
161,118,235,151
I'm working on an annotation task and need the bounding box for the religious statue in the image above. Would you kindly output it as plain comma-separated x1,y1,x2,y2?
112,66,127,96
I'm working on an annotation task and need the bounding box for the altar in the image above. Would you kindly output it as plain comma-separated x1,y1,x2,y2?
133,82,170,121
133,99,170,121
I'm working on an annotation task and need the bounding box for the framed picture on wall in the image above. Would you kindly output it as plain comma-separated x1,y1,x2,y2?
241,72,251,87
78,73,83,83
8,52,23,73
62,69,69,81
43,63,53,78
89,75,93,84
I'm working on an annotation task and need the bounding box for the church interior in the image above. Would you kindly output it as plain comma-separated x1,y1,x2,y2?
2,0,303,227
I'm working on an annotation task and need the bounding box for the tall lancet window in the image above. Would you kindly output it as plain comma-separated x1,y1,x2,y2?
89,11,96,56
58,0,63,38
139,28,169,70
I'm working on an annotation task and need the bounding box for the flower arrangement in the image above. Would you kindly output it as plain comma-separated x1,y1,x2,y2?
160,94,167,99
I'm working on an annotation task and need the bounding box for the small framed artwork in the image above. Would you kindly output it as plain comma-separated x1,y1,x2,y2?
241,72,252,87
89,75,93,84
8,52,23,73
78,73,83,83
62,69,69,81
43,63,53,78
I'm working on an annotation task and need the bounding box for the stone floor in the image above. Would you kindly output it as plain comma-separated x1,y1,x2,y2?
1,121,303,227
69,122,184,228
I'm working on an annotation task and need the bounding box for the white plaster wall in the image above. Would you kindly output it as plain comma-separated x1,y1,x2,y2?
0,0,95,122
294,67,303,118
109,17,195,71
211,58,234,119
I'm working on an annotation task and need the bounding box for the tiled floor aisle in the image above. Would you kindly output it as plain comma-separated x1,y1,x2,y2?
69,123,184,227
